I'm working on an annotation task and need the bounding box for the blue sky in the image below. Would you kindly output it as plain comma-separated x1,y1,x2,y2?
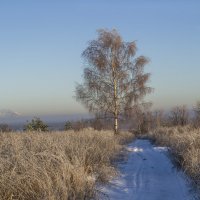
0,0,200,116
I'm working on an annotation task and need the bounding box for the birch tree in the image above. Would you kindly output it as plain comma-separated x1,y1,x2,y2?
75,29,152,134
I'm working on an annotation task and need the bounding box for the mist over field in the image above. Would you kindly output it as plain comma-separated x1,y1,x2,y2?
0,111,91,130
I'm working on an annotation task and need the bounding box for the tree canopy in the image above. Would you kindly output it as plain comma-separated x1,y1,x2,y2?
76,29,152,133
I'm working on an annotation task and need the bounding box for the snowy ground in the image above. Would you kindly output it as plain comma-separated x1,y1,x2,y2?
99,139,197,200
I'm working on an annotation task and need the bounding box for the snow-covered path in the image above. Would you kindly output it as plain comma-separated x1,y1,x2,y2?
100,139,196,200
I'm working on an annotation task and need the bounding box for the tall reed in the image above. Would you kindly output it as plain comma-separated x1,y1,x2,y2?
0,129,134,200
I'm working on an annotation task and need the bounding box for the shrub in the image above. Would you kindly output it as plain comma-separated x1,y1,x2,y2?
169,106,189,126
64,121,73,130
0,124,11,132
24,117,48,132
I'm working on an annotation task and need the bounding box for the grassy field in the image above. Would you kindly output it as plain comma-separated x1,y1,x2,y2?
0,129,134,200
149,126,200,190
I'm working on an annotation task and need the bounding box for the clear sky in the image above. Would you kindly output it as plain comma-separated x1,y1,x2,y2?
0,0,200,116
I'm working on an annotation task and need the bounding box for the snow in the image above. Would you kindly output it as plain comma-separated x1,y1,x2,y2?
99,139,196,200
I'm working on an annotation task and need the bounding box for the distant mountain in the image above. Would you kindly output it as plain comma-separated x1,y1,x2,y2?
0,111,92,130
0,109,21,118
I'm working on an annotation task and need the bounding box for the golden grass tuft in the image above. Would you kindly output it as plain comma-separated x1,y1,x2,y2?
0,129,134,200
149,126,200,189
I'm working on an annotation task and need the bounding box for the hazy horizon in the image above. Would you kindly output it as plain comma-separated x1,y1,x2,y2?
0,0,200,116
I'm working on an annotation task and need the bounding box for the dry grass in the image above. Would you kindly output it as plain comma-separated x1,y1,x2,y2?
0,129,134,200
149,126,200,189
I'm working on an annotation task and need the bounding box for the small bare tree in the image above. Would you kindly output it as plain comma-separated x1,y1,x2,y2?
130,103,153,134
169,106,189,126
76,29,152,134
193,101,200,127
153,109,165,128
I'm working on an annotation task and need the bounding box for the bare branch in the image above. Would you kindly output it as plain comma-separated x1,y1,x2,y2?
75,29,153,133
